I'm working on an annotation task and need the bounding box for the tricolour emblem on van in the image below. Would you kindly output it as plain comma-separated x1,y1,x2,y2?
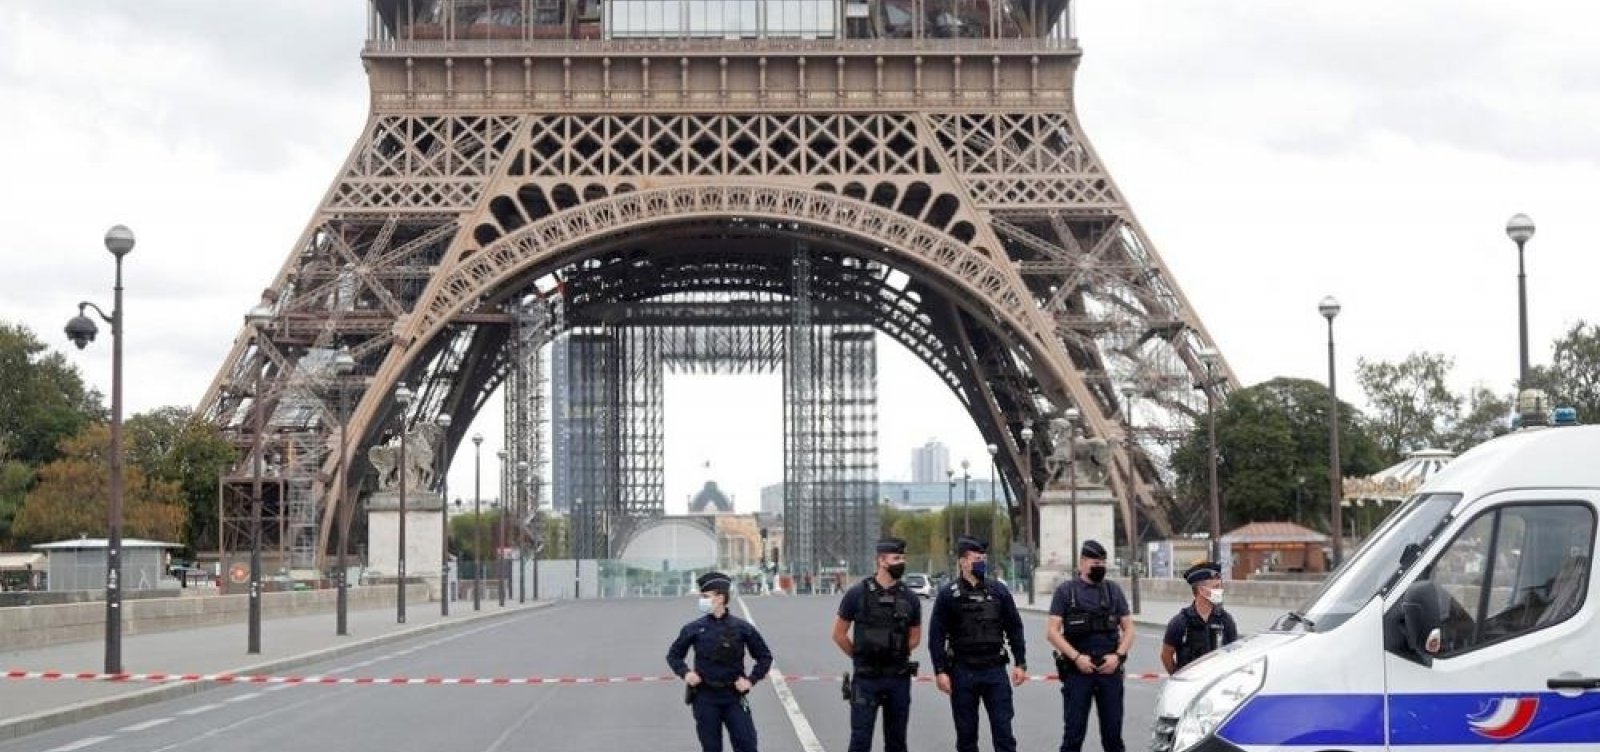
1467,696,1540,740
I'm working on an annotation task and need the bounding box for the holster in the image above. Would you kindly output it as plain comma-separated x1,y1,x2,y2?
840,672,853,703
684,684,698,705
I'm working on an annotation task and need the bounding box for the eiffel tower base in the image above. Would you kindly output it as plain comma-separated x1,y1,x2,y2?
1031,487,1115,601
367,491,447,599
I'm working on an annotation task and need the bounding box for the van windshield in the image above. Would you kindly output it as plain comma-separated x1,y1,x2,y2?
1286,492,1461,632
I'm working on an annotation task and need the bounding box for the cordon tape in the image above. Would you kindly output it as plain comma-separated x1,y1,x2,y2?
3,669,1165,686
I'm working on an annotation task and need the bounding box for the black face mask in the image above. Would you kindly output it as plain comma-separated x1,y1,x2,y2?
886,563,906,580
1087,565,1107,583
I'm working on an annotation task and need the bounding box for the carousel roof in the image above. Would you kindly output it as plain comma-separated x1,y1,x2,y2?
1342,448,1455,504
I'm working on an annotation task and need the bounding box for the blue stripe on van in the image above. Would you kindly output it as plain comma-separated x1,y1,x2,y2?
1218,694,1386,746
1217,692,1600,746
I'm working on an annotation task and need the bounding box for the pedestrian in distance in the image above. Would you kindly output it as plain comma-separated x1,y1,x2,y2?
833,537,923,752
928,535,1029,752
1160,561,1238,675
667,571,774,752
1046,540,1134,752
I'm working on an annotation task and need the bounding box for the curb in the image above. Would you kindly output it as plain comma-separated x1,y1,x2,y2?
0,602,547,742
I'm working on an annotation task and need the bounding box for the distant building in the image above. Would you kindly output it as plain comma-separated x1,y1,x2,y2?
911,439,950,484
689,480,734,513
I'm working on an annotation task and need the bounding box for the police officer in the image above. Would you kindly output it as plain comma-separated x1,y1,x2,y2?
833,537,923,752
667,571,774,752
1160,561,1238,675
928,535,1028,752
1046,540,1133,752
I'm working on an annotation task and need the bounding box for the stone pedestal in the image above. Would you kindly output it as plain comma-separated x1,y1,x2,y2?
367,491,447,591
1031,486,1116,601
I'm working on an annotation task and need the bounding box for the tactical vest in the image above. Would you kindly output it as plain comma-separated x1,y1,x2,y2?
709,621,746,667
947,581,1006,665
1058,580,1118,646
853,578,913,668
1174,607,1225,670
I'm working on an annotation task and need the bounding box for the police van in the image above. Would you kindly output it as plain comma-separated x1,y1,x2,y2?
1152,422,1600,751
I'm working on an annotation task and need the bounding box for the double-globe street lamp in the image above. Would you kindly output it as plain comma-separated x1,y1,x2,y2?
1122,386,1141,615
986,443,998,548
63,224,135,675
1018,421,1035,605
1196,347,1223,563
473,434,484,611
331,348,356,636
1506,213,1536,387
436,413,452,617
395,382,415,624
960,459,971,536
1319,296,1343,568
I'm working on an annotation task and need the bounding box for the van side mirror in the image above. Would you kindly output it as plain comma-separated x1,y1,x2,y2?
1395,579,1446,665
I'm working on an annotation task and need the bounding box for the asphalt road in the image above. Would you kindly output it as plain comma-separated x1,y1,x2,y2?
2,595,1167,752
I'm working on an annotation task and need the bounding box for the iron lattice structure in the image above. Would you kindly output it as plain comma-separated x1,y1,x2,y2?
200,0,1238,575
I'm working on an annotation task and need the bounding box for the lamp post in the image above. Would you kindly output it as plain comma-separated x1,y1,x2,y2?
1065,407,1080,556
436,413,452,617
517,459,529,603
946,469,955,572
1122,387,1141,615
472,434,483,611
986,444,998,546
394,383,414,624
1319,297,1344,569
960,459,971,536
1506,213,1536,387
63,224,134,674
332,347,356,636
1019,422,1035,605
1197,347,1222,563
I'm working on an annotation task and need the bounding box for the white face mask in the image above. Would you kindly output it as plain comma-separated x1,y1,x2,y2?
697,596,715,615
1206,588,1225,605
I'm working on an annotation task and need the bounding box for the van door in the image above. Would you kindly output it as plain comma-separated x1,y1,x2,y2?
1382,492,1600,748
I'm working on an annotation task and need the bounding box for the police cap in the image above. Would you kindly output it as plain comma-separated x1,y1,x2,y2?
1184,562,1223,585
955,535,987,555
696,571,732,593
1079,539,1108,560
875,537,907,554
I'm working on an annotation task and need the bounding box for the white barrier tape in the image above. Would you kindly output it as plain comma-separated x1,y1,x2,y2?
3,669,1164,686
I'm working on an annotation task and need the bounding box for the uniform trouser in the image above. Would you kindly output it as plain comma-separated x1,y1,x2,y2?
848,673,912,752
949,664,1016,752
1059,668,1124,752
692,689,758,752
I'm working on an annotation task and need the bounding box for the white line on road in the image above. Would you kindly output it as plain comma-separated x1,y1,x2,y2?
43,737,111,752
737,596,828,752
224,692,262,703
117,718,173,732
177,703,223,716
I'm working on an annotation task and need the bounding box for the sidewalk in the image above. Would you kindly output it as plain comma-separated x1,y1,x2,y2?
0,600,544,741
1020,597,1286,635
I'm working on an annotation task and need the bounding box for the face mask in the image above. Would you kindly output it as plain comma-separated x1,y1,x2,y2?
1087,565,1107,583
1207,588,1224,605
886,563,906,580
697,596,715,615
970,561,988,580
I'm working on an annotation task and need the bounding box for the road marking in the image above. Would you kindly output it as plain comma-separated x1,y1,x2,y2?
737,596,828,752
177,703,223,716
225,692,262,703
117,718,173,732
43,737,111,752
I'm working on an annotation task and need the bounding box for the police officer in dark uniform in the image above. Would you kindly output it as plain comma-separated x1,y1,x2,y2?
928,535,1028,752
833,537,923,752
1046,540,1133,752
667,571,774,752
1160,561,1238,675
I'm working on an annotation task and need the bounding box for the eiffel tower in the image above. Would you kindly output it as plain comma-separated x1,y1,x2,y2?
197,0,1236,581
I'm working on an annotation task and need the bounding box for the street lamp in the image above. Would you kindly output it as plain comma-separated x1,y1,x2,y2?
1319,296,1344,569
332,347,356,637
960,459,971,536
395,382,414,624
473,434,484,611
436,413,452,617
1064,407,1080,557
1197,347,1222,563
496,450,508,607
1018,422,1036,604
63,224,134,674
1122,387,1141,615
1506,213,1535,387
946,469,956,572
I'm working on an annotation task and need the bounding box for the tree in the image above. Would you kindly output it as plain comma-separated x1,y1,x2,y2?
0,456,35,548
1540,321,1600,422
1172,378,1384,532
124,407,238,553
1357,352,1462,463
10,425,187,546
0,322,103,465
1441,386,1514,452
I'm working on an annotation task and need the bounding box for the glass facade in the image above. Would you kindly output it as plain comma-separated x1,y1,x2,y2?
606,0,838,39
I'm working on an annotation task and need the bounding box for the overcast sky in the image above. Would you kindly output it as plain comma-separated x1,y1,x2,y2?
2,2,1596,514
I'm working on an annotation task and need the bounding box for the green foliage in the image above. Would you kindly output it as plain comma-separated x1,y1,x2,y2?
1441,386,1515,451
1356,352,1461,462
879,503,1012,577
11,425,187,545
0,322,103,465
0,460,36,546
1537,320,1600,422
1172,377,1384,532
124,406,238,553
